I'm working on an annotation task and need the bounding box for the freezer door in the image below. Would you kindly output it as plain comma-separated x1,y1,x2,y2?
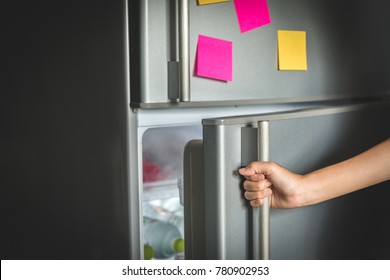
184,101,390,259
130,0,390,107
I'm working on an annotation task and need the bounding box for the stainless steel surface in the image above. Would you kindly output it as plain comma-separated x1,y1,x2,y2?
129,111,142,260
178,0,190,102
129,0,172,104
130,0,390,105
199,105,390,259
184,140,205,259
258,121,270,260
203,98,390,126
203,125,249,259
139,0,149,103
205,125,227,259
168,61,179,100
131,94,390,109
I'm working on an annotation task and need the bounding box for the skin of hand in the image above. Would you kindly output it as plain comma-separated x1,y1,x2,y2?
239,138,390,209
239,162,303,208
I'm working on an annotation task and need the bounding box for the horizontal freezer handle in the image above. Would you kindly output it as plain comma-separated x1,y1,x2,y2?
202,99,389,126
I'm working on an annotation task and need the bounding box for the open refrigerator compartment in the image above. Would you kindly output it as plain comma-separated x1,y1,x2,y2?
141,125,202,260
143,179,183,202
142,180,184,260
142,179,184,230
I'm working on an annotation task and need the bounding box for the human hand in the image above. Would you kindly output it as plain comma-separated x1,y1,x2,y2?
239,162,303,208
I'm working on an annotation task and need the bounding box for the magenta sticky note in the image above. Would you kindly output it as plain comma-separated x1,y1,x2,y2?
233,0,271,33
196,35,233,81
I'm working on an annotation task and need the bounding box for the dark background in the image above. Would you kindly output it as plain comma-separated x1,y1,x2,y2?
1,0,131,259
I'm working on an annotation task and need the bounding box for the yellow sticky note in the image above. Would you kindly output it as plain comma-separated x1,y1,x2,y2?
198,0,230,5
277,30,307,71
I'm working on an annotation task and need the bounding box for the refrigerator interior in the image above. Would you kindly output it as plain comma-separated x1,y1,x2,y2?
141,125,202,259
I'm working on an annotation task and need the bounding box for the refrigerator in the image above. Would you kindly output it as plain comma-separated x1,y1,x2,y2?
130,0,390,260
1,0,389,260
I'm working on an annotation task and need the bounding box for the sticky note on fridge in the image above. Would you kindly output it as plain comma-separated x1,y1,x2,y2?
233,0,271,33
198,0,230,5
277,30,307,71
196,35,233,81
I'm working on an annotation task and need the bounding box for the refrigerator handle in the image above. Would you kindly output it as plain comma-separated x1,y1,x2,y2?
257,121,270,259
178,0,190,102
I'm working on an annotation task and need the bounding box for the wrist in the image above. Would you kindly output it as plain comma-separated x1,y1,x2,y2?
295,174,310,207
292,175,307,208
297,172,325,207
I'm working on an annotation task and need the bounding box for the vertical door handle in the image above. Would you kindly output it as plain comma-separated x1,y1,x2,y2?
178,0,190,102
257,121,270,259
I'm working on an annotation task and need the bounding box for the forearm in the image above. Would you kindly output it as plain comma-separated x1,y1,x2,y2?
298,138,390,207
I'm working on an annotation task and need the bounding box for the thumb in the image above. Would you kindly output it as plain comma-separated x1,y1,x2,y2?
239,165,256,176
239,162,273,177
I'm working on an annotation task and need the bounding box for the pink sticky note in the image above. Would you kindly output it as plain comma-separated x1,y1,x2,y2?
233,0,271,33
196,35,233,81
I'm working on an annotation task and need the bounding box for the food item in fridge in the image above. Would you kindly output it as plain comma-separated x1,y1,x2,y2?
143,159,166,182
143,217,184,259
143,243,155,260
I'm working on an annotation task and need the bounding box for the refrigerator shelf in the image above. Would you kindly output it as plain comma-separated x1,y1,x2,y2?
143,179,181,202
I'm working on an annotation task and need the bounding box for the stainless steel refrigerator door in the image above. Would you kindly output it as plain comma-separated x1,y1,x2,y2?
130,0,390,107
184,100,390,259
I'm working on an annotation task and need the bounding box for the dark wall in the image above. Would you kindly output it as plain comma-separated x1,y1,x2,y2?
1,0,130,259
